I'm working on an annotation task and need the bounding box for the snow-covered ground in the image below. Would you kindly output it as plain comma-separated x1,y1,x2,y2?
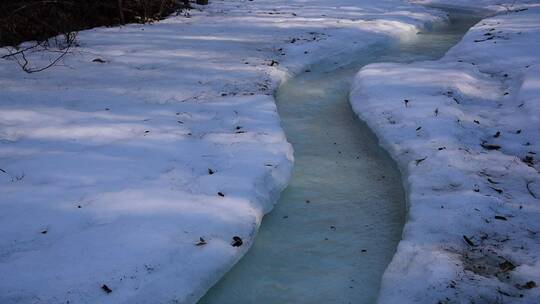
2,0,539,303
0,1,451,303
351,2,540,303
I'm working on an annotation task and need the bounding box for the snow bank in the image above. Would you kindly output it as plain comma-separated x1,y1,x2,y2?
412,0,538,13
0,0,454,303
351,4,540,303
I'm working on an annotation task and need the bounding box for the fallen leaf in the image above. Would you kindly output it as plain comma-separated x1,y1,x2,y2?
231,236,243,247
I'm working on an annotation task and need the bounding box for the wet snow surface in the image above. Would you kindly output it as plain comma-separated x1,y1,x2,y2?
351,3,540,303
0,0,539,303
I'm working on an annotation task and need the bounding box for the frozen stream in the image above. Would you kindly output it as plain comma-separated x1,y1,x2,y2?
200,9,481,304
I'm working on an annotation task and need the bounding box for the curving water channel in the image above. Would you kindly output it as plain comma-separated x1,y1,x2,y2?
200,9,482,304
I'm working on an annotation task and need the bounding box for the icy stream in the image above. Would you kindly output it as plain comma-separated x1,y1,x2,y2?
199,10,482,304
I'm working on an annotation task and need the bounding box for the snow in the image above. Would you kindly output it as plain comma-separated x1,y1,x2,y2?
350,3,540,303
2,0,539,302
0,0,454,303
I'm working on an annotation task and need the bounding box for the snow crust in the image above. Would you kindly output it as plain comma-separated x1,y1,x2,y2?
351,3,540,303
0,0,453,303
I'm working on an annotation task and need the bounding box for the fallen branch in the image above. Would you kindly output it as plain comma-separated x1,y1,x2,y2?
2,33,76,73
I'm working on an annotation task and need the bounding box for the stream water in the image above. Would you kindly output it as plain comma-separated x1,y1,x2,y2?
199,9,482,304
